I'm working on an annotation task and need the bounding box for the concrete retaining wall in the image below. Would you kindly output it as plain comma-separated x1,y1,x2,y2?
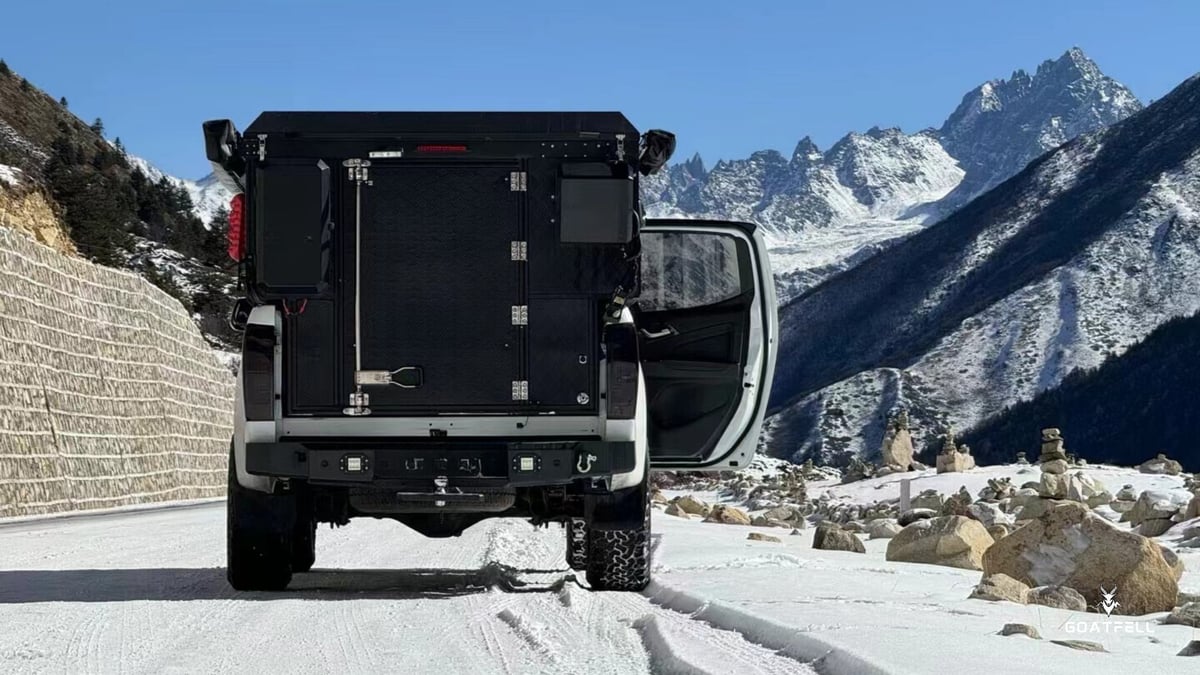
0,226,234,518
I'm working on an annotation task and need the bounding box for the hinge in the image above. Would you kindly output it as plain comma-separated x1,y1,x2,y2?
343,158,372,183
257,134,268,162
512,381,529,401
509,171,527,191
510,241,527,261
511,305,528,325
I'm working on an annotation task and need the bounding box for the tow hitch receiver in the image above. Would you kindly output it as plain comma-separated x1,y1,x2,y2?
396,477,486,508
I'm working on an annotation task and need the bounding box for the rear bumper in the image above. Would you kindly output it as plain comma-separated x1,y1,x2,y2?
245,440,636,488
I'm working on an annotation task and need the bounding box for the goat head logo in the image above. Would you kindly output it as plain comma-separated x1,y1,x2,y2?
1098,586,1120,617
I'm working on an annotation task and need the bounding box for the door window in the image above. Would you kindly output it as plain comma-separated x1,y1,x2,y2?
636,232,746,311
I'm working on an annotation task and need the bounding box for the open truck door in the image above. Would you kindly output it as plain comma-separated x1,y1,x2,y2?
635,219,778,471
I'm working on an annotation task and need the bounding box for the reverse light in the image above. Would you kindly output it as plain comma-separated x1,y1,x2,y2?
227,193,246,262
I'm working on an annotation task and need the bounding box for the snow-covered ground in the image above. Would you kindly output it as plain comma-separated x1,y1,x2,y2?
0,163,21,187
0,461,1194,674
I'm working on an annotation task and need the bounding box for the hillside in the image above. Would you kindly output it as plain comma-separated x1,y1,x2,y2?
960,312,1200,470
0,60,236,347
765,72,1200,465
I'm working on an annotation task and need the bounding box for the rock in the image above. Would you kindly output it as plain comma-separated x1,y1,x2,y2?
751,515,769,527
1136,518,1175,538
880,411,915,471
1180,591,1200,605
898,508,938,526
1040,459,1069,475
971,573,1030,604
1027,585,1088,611
1159,546,1185,582
968,502,1014,528
886,516,994,570
867,519,903,539
766,518,792,529
790,528,803,536
791,517,807,530
982,502,1179,615
841,521,865,533
704,505,752,525
747,532,781,543
1016,498,1070,521
1108,500,1136,514
998,623,1041,639
1015,452,1029,465
911,490,945,511
664,503,687,517
1115,485,1138,501
979,477,1014,502
1123,490,1187,526
1163,602,1200,628
988,524,1012,540
673,494,711,516
1186,495,1200,521
841,457,875,484
910,460,928,471
1085,492,1114,509
650,489,669,505
1050,640,1107,652
813,522,866,553
1139,453,1183,475
1179,641,1200,657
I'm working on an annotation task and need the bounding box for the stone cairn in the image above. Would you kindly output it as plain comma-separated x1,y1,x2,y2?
1039,428,1069,475
935,427,976,473
1015,451,1029,465
879,410,916,474
841,456,875,484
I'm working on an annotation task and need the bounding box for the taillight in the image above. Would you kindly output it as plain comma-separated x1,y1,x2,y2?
227,193,246,261
415,144,468,153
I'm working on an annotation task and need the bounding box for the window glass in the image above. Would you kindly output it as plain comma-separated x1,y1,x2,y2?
636,232,744,311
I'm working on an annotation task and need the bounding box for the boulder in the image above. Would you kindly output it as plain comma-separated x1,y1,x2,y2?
1179,641,1200,657
1159,545,1185,582
885,516,995,570
988,524,1012,540
898,508,938,526
1123,490,1187,526
704,505,752,525
767,518,793,529
1138,453,1183,475
998,623,1041,639
867,519,903,540
763,505,799,522
982,502,1178,615
1135,518,1175,538
936,451,974,474
650,489,669,505
813,522,866,553
664,503,687,518
1164,602,1200,628
911,490,944,511
1186,494,1200,521
1027,585,1088,611
968,502,1014,528
747,532,781,543
673,494,711,516
1016,498,1070,521
1115,484,1138,501
970,573,1030,604
1050,640,1107,653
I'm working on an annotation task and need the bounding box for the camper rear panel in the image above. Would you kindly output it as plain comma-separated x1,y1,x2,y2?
242,112,638,418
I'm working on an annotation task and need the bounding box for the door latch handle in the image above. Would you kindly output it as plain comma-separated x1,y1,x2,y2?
639,326,677,339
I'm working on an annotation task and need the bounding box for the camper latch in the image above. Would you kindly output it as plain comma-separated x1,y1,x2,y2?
509,171,527,191
256,134,268,162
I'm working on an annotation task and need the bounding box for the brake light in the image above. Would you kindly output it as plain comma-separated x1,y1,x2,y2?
415,144,468,153
227,193,245,262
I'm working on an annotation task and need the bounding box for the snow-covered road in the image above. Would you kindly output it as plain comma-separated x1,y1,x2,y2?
0,504,814,674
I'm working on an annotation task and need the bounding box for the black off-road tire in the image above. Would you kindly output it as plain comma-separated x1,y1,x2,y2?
566,518,589,571
585,475,651,591
227,445,295,591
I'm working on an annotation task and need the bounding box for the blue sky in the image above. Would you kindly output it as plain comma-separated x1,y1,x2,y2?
3,0,1197,178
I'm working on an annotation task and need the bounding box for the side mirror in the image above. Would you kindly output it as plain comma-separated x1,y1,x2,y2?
638,129,676,176
228,297,254,332
203,118,246,191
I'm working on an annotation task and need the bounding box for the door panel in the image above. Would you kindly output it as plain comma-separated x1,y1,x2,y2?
637,221,777,470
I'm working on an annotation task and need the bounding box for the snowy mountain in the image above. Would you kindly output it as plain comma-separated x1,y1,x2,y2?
645,49,1142,300
765,72,1200,465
